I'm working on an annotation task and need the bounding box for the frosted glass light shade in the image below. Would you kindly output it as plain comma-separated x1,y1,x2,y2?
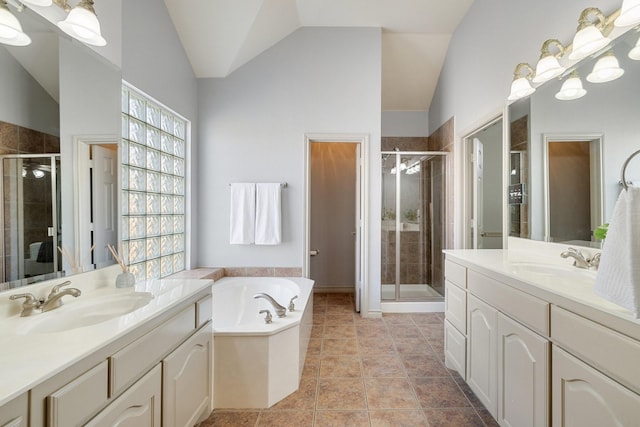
615,0,640,27
58,1,106,46
533,55,565,83
587,52,624,83
0,3,31,46
629,36,640,60
508,77,535,101
21,0,53,6
569,26,611,60
555,75,587,100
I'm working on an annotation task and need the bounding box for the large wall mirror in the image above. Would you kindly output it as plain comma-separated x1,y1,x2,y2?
0,7,121,291
508,24,640,247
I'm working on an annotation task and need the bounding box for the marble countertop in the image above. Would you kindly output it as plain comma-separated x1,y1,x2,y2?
444,249,640,339
0,277,213,406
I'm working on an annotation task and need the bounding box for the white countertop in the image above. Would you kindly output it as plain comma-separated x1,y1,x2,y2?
444,249,640,340
0,276,212,406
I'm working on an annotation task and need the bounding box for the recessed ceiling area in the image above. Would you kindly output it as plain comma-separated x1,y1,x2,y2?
163,0,474,111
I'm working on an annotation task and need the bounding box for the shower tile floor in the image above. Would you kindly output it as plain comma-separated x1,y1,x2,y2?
200,293,498,427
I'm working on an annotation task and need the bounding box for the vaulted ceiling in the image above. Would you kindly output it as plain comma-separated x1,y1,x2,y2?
163,0,474,111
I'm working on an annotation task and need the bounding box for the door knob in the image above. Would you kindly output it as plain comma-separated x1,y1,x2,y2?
310,249,320,256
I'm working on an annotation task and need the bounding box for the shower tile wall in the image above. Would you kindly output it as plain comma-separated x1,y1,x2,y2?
0,121,60,281
510,115,529,238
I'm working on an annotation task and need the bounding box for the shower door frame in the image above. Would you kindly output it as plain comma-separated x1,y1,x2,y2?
381,151,449,302
0,154,62,283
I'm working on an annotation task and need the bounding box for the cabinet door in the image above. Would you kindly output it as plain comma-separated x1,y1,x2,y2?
552,346,640,427
498,313,549,427
467,294,498,417
163,323,213,427
444,319,466,378
0,393,27,427
85,364,161,427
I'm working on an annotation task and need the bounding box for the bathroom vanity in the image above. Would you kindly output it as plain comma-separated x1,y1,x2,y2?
444,249,640,427
0,267,213,427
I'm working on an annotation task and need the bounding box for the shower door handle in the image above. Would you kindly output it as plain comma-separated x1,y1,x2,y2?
310,249,320,256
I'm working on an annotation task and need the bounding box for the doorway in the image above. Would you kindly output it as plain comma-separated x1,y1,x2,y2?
464,118,504,249
304,134,367,313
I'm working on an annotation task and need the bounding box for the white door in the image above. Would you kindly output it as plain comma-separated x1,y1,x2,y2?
354,144,363,312
92,145,118,268
472,138,484,249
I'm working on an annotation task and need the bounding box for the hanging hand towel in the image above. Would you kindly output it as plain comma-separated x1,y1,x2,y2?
255,183,282,245
229,183,256,245
595,186,640,317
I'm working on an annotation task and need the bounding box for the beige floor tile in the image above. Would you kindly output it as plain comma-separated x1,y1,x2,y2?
319,355,362,378
323,324,356,339
302,354,321,378
418,323,445,340
387,324,423,339
424,408,485,427
410,312,444,325
365,378,420,409
358,336,396,354
317,378,366,410
267,377,317,410
258,410,314,426
311,325,325,338
401,353,449,377
361,354,407,378
307,338,322,356
314,411,369,427
325,313,355,325
201,411,259,427
393,337,431,354
369,410,429,426
382,313,416,324
355,324,390,339
411,377,472,408
321,338,358,355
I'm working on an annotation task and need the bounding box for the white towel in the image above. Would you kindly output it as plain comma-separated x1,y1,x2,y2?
255,183,282,245
229,183,256,245
595,187,640,317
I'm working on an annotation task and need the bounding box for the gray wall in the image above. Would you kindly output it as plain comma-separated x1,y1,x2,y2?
197,27,382,312
122,0,199,267
429,0,620,134
382,111,429,137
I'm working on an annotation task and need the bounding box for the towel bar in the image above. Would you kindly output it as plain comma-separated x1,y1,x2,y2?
621,149,640,191
229,182,288,188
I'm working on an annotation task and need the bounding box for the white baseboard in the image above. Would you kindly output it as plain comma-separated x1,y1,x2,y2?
381,301,445,313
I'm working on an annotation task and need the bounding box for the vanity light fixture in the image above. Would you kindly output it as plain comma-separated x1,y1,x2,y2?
587,50,625,83
21,0,52,6
508,63,536,101
532,39,567,84
57,0,106,46
569,8,611,61
629,35,640,60
0,0,31,46
555,71,587,101
615,0,640,27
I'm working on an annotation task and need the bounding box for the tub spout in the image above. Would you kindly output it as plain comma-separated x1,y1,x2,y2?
254,293,287,317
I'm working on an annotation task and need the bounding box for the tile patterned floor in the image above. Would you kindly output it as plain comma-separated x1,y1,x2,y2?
199,293,499,427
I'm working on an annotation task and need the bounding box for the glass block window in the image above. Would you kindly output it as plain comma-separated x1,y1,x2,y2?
121,85,187,280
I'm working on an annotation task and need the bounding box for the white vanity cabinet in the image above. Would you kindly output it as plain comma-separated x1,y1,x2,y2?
444,260,467,378
0,393,27,427
23,286,213,427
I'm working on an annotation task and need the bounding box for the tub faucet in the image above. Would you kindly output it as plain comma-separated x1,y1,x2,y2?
254,293,287,317
560,247,599,269
41,281,81,312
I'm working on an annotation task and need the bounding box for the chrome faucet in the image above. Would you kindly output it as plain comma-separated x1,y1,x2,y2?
560,247,600,270
254,293,287,317
9,293,42,317
40,280,81,312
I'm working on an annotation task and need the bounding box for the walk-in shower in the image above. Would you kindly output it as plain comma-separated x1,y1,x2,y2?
381,151,448,301
1,154,62,285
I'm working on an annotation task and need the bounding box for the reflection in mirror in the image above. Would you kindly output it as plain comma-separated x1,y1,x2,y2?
543,135,602,247
508,24,640,246
508,98,530,239
0,8,120,291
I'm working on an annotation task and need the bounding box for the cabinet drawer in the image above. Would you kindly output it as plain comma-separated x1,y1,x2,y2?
445,281,466,334
445,260,466,288
468,270,549,336
48,360,108,427
110,304,196,396
551,306,640,394
444,319,466,379
0,393,27,427
196,294,213,328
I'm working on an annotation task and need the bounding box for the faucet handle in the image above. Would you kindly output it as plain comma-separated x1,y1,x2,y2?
288,295,298,312
9,293,42,316
48,280,72,297
259,309,273,324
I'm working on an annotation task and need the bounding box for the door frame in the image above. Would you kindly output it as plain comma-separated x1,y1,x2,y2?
303,133,368,313
73,135,119,273
461,114,505,249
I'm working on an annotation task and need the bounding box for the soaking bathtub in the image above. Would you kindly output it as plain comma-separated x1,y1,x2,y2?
211,276,314,408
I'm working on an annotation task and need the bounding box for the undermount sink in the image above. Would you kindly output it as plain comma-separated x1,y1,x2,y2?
16,291,154,335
